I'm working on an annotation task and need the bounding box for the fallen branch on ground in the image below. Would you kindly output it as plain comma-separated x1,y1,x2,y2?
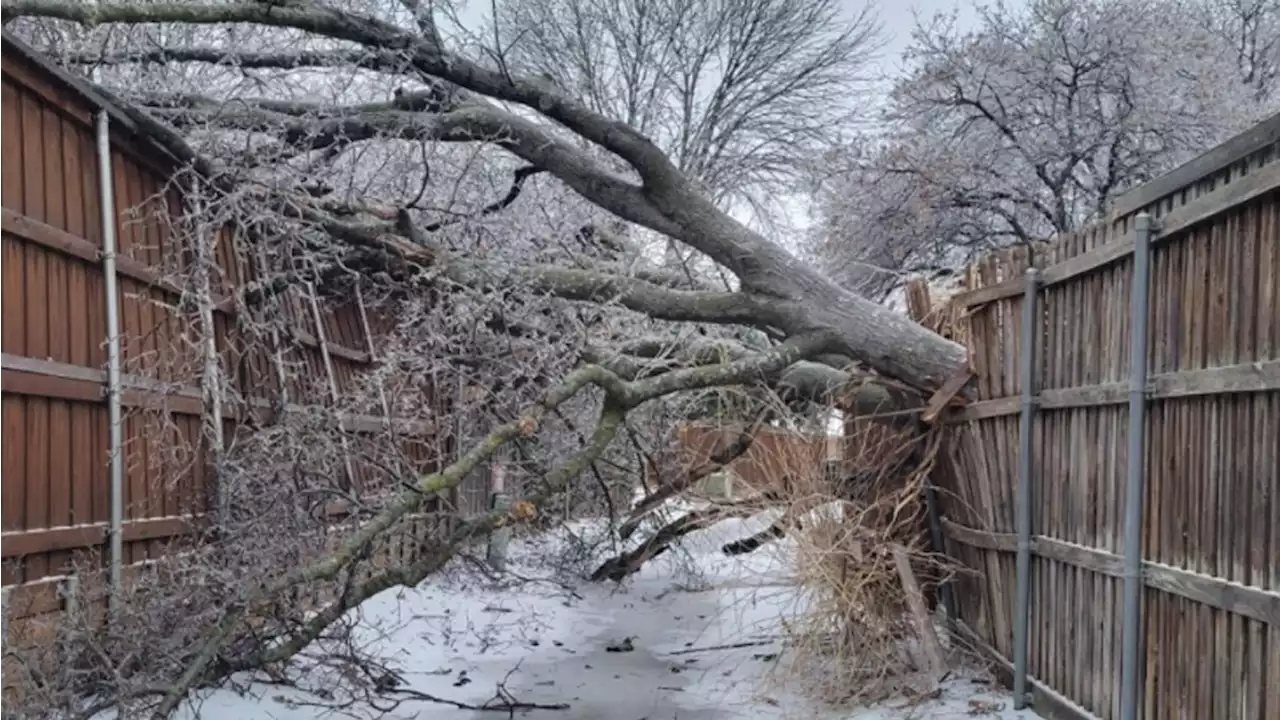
617,415,764,540
664,640,780,656
591,507,727,582
147,336,834,718
387,686,571,712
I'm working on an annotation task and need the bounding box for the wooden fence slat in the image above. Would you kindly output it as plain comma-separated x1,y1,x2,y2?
942,519,1280,626
954,162,1280,310
947,360,1280,420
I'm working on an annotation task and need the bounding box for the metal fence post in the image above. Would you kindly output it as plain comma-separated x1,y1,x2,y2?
1,587,11,649
96,109,125,609
1120,213,1154,720
922,479,957,627
59,575,81,667
486,461,511,571
1012,267,1040,708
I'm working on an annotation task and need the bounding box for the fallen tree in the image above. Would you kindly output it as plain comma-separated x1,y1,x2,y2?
0,2,968,716
2,0,967,392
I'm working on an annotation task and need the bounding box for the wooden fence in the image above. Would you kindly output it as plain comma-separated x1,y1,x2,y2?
0,35,482,644
921,113,1280,719
676,422,837,497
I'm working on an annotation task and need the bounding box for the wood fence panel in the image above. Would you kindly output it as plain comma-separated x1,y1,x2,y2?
932,117,1280,720
2,38,470,640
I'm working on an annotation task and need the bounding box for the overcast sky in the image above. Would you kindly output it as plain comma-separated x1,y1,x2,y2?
869,0,984,76
450,0,988,83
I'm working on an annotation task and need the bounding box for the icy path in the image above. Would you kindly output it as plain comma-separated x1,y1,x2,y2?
174,515,1040,720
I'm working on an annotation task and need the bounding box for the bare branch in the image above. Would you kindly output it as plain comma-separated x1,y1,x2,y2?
65,46,410,71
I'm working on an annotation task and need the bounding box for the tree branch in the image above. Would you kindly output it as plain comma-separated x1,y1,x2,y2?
4,0,969,391
617,415,764,541
65,46,410,71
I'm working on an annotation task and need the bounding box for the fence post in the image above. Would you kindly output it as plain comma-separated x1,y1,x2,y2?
305,281,357,490
95,109,125,609
1120,213,1154,720
486,461,511,572
922,481,957,626
191,181,227,522
1012,267,1040,708
1,586,10,648
353,282,391,423
59,576,81,667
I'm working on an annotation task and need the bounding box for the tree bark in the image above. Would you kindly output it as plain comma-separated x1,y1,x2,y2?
2,0,969,393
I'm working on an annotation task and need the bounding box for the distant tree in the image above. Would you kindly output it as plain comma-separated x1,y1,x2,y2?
1190,0,1280,96
490,0,882,230
809,0,1280,297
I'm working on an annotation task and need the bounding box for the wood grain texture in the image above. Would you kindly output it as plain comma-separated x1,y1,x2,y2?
1,45,461,602
915,129,1280,720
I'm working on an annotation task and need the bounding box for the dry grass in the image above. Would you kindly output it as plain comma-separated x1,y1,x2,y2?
706,410,962,708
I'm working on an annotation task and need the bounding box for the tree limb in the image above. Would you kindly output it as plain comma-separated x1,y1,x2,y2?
65,46,411,71
617,416,763,541
5,0,969,391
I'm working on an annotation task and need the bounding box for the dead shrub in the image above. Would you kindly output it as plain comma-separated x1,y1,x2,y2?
726,411,962,707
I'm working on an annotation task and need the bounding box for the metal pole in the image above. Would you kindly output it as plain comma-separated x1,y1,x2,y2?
1012,267,1039,708
1,587,11,648
96,110,125,608
486,461,511,572
1120,213,1154,720
192,181,227,523
922,478,957,626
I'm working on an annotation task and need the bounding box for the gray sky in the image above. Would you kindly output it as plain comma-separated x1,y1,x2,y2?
450,0,986,82
871,0,983,76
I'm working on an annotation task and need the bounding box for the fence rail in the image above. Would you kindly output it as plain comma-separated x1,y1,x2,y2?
0,32,480,657
921,112,1280,720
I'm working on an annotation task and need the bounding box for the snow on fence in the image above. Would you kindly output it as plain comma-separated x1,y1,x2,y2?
912,113,1280,720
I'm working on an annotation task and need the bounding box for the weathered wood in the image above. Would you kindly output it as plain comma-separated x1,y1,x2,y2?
954,276,1024,308
1151,359,1280,396
1039,383,1128,410
942,519,1280,626
0,516,199,558
947,395,1021,421
1108,112,1280,219
890,544,947,682
955,160,1280,309
284,326,371,365
952,619,1102,720
921,369,974,423
1037,234,1133,289
3,46,346,592
946,360,1280,420
1,587,10,645
932,113,1279,720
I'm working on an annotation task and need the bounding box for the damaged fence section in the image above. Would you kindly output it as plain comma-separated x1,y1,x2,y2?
916,113,1280,720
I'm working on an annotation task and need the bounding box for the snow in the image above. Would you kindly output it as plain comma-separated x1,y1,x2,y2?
168,512,1040,720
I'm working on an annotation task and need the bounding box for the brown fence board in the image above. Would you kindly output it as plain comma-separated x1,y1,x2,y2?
923,116,1280,719
2,38,470,636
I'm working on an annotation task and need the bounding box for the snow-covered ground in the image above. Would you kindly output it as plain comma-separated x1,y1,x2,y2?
171,513,1039,720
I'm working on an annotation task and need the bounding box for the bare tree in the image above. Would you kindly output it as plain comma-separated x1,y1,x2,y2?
489,0,881,229
803,139,978,301
1190,0,1280,96
808,0,1280,294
